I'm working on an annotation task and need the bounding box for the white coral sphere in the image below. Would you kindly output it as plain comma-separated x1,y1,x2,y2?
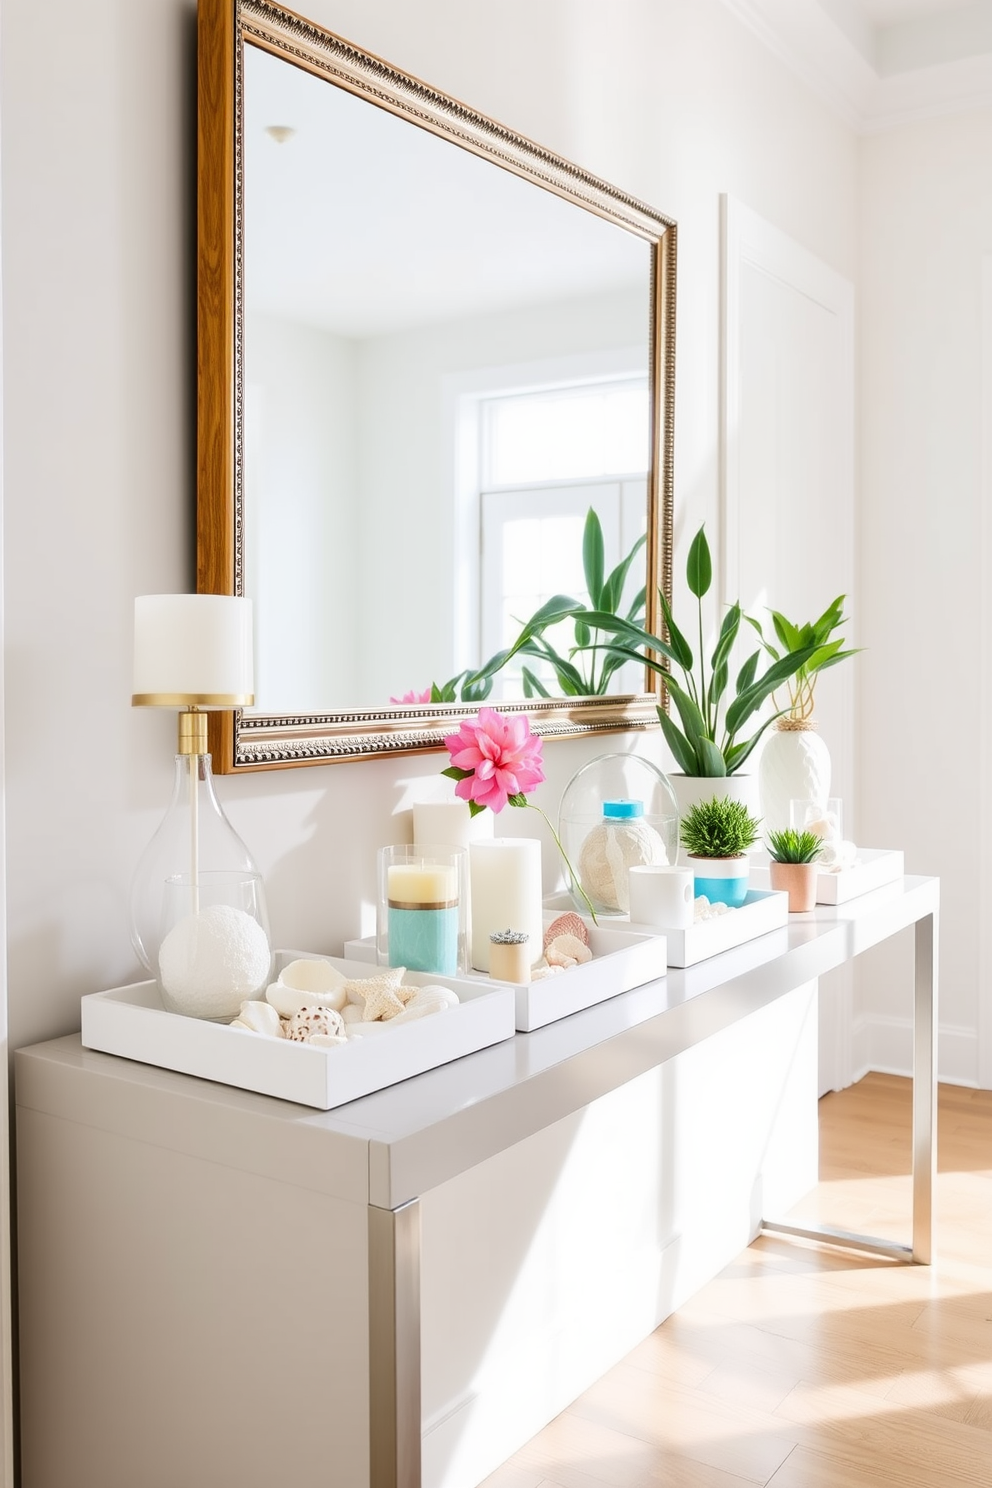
159,904,271,1019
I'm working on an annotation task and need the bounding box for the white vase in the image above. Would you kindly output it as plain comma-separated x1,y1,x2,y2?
758,722,831,839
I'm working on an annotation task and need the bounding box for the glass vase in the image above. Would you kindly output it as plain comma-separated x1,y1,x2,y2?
130,752,271,1019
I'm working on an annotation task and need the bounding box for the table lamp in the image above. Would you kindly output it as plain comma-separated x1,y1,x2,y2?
129,594,272,1019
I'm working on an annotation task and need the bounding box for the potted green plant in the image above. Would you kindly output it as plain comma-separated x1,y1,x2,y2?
766,829,823,912
679,796,761,908
561,525,819,815
747,598,858,835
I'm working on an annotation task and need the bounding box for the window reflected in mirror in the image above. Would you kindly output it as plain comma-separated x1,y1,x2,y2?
242,42,651,715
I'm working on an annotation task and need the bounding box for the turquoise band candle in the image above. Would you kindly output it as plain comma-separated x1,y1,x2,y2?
385,861,459,975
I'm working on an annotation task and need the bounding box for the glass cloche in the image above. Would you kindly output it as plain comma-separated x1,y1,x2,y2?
558,753,679,917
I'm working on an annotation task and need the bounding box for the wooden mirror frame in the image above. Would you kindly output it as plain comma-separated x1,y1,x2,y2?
198,0,677,771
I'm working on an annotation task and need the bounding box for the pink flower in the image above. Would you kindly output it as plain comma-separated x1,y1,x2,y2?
443,707,545,815
390,687,432,705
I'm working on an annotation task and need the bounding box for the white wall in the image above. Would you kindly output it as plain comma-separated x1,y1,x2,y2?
355,287,647,702
245,311,360,711
0,0,857,1058
859,107,992,1086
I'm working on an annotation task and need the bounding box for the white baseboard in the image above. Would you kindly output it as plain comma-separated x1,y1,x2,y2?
851,1013,981,1089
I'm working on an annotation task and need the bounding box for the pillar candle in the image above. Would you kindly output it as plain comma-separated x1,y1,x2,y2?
469,838,543,972
413,801,494,852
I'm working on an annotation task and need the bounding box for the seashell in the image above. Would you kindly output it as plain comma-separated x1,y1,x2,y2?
410,984,460,1009
532,963,564,979
231,1000,284,1038
545,934,593,968
543,912,589,950
340,1003,364,1024
343,1020,391,1040
266,959,347,1017
391,985,460,1024
308,1032,349,1049
284,1006,347,1044
344,967,406,1011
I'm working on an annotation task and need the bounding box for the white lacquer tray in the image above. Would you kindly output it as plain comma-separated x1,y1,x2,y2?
80,951,515,1110
625,888,789,967
751,849,904,905
345,915,666,1033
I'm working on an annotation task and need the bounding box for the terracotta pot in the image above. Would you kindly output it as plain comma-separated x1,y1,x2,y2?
769,860,818,912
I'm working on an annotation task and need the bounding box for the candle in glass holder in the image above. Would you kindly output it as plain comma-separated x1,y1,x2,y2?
379,848,463,976
469,838,542,972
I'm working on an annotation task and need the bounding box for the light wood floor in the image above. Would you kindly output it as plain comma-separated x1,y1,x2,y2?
481,1073,992,1488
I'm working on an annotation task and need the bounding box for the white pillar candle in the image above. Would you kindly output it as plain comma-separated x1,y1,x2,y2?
469,838,543,972
413,801,494,852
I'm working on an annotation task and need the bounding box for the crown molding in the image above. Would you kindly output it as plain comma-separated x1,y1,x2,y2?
721,0,992,133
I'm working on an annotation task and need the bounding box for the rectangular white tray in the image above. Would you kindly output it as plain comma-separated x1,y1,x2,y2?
751,849,904,905
627,889,789,968
80,951,516,1110
345,917,667,1033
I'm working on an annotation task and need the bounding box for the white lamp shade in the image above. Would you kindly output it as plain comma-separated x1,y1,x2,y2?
132,594,254,706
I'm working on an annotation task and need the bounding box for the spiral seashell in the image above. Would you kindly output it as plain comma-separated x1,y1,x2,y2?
543,913,590,950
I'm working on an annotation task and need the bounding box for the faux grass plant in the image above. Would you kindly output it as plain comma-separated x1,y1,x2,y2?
679,797,761,860
767,829,823,865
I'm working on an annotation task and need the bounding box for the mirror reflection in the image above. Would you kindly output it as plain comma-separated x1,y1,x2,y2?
243,43,651,714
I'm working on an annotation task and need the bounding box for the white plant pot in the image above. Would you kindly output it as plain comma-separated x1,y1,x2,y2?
668,772,759,820
758,724,831,839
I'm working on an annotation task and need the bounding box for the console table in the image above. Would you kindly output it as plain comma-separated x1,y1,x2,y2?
14,875,937,1488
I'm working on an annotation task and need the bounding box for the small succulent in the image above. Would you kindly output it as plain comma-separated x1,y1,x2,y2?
767,828,823,865
680,797,761,859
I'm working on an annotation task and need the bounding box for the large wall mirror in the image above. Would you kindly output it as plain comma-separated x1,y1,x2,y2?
198,0,676,770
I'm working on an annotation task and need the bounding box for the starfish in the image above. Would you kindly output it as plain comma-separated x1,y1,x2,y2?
342,968,409,1022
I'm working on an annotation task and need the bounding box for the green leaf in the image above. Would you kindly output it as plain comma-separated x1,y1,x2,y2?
685,525,712,599
521,666,551,698
694,737,728,776
461,674,494,702
467,801,486,818
666,675,713,762
582,508,606,608
658,587,694,674
507,792,528,808
601,532,647,614
770,611,802,653
656,706,700,775
724,644,819,737
710,660,729,712
574,619,591,648
572,610,682,671
519,638,586,695
710,603,742,675
736,650,760,692
625,583,647,622
441,765,472,781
